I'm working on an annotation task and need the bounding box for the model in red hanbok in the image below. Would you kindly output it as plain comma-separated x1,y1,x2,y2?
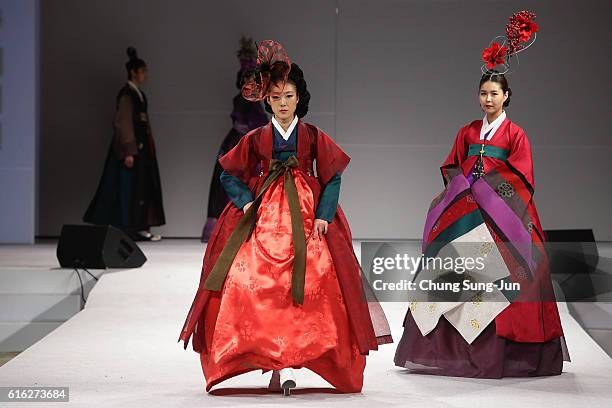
180,41,392,395
395,12,569,377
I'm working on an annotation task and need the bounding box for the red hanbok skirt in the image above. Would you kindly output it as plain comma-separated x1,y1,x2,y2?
200,169,365,392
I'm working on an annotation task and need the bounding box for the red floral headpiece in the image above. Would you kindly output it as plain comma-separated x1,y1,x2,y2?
241,40,292,102
481,10,539,74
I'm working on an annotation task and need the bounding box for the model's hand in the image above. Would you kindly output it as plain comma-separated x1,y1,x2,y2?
313,219,328,240
124,155,134,168
243,201,254,213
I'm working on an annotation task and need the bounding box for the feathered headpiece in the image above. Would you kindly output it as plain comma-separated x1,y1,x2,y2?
481,10,539,75
241,40,291,102
236,36,258,71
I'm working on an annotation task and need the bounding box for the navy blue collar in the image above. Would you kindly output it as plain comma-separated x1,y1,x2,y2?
272,123,297,147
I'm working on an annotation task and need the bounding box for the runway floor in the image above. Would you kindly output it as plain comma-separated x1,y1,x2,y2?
0,240,611,407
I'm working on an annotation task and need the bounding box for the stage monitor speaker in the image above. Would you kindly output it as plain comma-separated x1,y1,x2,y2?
57,225,147,269
545,229,598,275
545,229,599,301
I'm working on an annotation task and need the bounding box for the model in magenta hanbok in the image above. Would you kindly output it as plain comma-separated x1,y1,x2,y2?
395,12,569,378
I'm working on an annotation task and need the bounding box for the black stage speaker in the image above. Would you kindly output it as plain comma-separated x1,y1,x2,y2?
545,229,598,274
57,225,147,269
545,229,599,301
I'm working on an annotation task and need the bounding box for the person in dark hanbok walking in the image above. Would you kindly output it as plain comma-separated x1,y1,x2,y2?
84,47,165,241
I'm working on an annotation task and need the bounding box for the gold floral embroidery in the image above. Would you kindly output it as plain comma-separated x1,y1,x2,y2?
470,319,480,330
410,301,418,312
480,242,493,256
428,303,437,313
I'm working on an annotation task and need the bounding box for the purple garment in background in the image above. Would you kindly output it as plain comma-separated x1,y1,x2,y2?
230,94,268,135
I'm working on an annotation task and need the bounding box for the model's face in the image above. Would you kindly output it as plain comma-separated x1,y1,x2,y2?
479,81,507,117
267,81,298,121
130,66,148,86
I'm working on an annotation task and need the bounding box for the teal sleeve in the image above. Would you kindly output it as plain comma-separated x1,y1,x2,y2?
220,170,254,210
315,172,341,223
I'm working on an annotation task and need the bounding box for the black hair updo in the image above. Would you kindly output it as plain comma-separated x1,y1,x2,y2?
264,63,311,118
125,47,146,79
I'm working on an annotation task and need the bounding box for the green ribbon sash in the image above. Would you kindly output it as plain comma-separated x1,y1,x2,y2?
467,144,509,161
203,156,307,304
